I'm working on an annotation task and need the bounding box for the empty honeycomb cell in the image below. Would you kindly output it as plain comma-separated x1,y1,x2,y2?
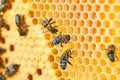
90,28,97,35
64,4,69,11
42,11,47,16
94,51,101,58
68,27,73,34
82,27,88,35
103,4,110,12
98,12,106,20
82,43,89,50
52,62,58,69
71,34,77,42
68,42,74,49
54,0,59,3
48,11,53,18
83,73,89,80
108,75,116,80
113,20,120,28
89,0,95,3
94,20,101,27
51,48,58,55
32,18,38,25
75,27,80,34
48,55,54,62
70,72,75,78
67,12,73,19
74,0,80,3
76,58,82,64
98,59,106,66
70,4,77,11
55,70,62,77
108,0,115,4
74,42,81,49
76,72,82,79
64,19,70,26
81,0,87,3
45,4,50,10
60,27,67,34
103,36,111,43
108,12,115,20
57,4,62,11
90,58,97,66
86,19,93,27
83,58,89,65
79,50,85,57
94,66,102,73
78,4,84,11
51,4,56,10
85,4,92,11
47,41,53,48
28,10,34,17
86,65,93,72
90,12,96,19
99,74,107,80
93,4,101,11
44,33,50,40
103,20,110,28
109,62,116,67
54,11,59,18
72,49,78,57
59,77,65,80
82,12,88,19
113,36,120,44
57,19,63,26
60,0,65,3
35,10,40,17
63,71,69,78
98,0,105,4
38,3,43,10
113,5,120,12
60,12,66,18
67,0,72,4
99,28,105,35
90,74,98,80
74,12,81,19
104,66,112,74
79,35,85,42
78,20,84,27
94,35,101,43
32,3,37,10
90,43,96,50
79,65,85,72
86,50,92,58
113,67,120,74
99,43,106,50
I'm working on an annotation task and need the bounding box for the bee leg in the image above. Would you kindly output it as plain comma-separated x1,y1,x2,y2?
50,22,55,25
68,61,73,66
48,18,52,23
60,42,63,47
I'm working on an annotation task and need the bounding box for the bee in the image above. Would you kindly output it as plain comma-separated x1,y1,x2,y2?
15,14,29,36
0,72,6,80
52,32,70,47
28,74,33,80
0,0,8,11
4,64,20,77
0,47,6,55
59,49,73,70
42,18,58,34
106,44,118,62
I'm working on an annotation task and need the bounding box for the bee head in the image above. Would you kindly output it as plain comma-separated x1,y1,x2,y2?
42,20,48,28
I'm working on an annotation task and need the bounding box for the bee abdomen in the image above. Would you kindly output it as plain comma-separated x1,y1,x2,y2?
52,37,61,45
60,61,67,70
15,14,21,27
107,51,114,62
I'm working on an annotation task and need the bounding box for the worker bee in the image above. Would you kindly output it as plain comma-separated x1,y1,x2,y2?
15,14,29,36
0,47,6,55
0,72,6,80
0,0,8,11
59,49,73,70
4,64,20,77
52,32,70,47
106,44,118,62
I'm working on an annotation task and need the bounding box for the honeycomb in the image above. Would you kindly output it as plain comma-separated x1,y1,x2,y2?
0,0,120,80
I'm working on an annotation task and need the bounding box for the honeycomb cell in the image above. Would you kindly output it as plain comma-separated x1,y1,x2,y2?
60,27,67,34
64,19,70,26
99,28,105,35
103,20,110,28
78,20,84,27
108,75,116,80
64,4,69,11
86,65,93,72
68,27,73,34
47,41,53,48
79,35,85,42
86,50,92,58
82,27,88,35
44,33,50,40
44,4,50,10
71,34,77,42
32,18,38,25
57,19,63,26
85,4,92,11
99,74,107,80
83,58,89,65
28,10,34,17
38,3,43,10
57,4,62,11
78,4,84,11
47,0,52,3
67,0,72,4
90,27,97,35
83,73,89,80
35,10,40,17
99,43,106,50
51,48,58,55
98,0,105,4
86,19,93,27
108,12,115,20
60,12,66,18
113,5,120,12
94,66,102,73
54,0,59,3
113,36,120,44
72,49,78,57
74,12,81,19
68,42,74,49
94,20,101,27
90,58,97,66
90,74,98,80
89,43,96,50
70,4,77,11
70,72,75,78
32,3,37,10
76,72,82,79
81,0,87,3
113,67,120,74
75,42,81,49
67,12,73,19
51,4,56,10
104,66,112,74
35,0,40,2
59,77,65,80
94,51,101,58
75,27,80,34
55,70,62,77
113,20,120,28
60,0,65,3
89,0,95,3
103,36,111,43
79,50,85,57
74,0,80,3
94,35,101,43
52,62,58,69
82,12,88,19
48,55,54,62
54,11,59,18
108,0,115,4
93,4,101,11
82,43,89,50
90,12,97,19
63,71,69,78
98,12,106,20
103,4,110,12
22,0,28,3
76,57,82,64
79,65,85,72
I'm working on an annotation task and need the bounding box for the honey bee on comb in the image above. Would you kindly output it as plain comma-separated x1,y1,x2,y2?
15,14,29,36
59,49,73,70
52,31,70,47
0,0,8,11
0,72,6,80
106,44,119,62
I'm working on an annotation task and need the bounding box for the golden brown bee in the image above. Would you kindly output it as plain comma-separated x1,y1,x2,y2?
0,72,6,80
106,44,118,62
59,49,73,70
52,32,70,47
15,14,29,36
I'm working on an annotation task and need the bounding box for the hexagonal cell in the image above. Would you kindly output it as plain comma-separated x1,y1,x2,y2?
28,10,34,17
78,20,84,27
93,4,101,11
82,43,89,50
55,70,62,77
74,42,81,49
113,20,120,28
86,50,92,58
38,3,43,10
71,34,78,42
54,11,59,18
79,35,85,42
94,20,101,27
113,5,120,12
103,4,111,12
94,66,102,73
79,50,85,57
82,58,89,65
68,27,73,34
64,4,69,11
108,12,116,20
32,18,38,25
75,27,80,34
113,36,120,44
82,12,88,19
64,19,70,26
108,0,115,4
81,27,88,35
72,49,78,57
51,4,56,10
51,48,58,55
94,35,101,43
86,19,93,27
90,58,97,66
99,74,107,80
71,19,77,26
86,65,93,72
103,36,111,43
78,4,84,11
89,0,95,3
31,3,37,10
48,55,54,62
52,62,58,69
44,33,51,40
75,57,82,64
98,12,106,20
104,66,112,74
70,4,77,11
85,4,92,11
108,74,116,80
62,71,69,78
74,12,81,19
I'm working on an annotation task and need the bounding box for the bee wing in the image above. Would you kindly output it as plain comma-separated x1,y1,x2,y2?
34,29,48,34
